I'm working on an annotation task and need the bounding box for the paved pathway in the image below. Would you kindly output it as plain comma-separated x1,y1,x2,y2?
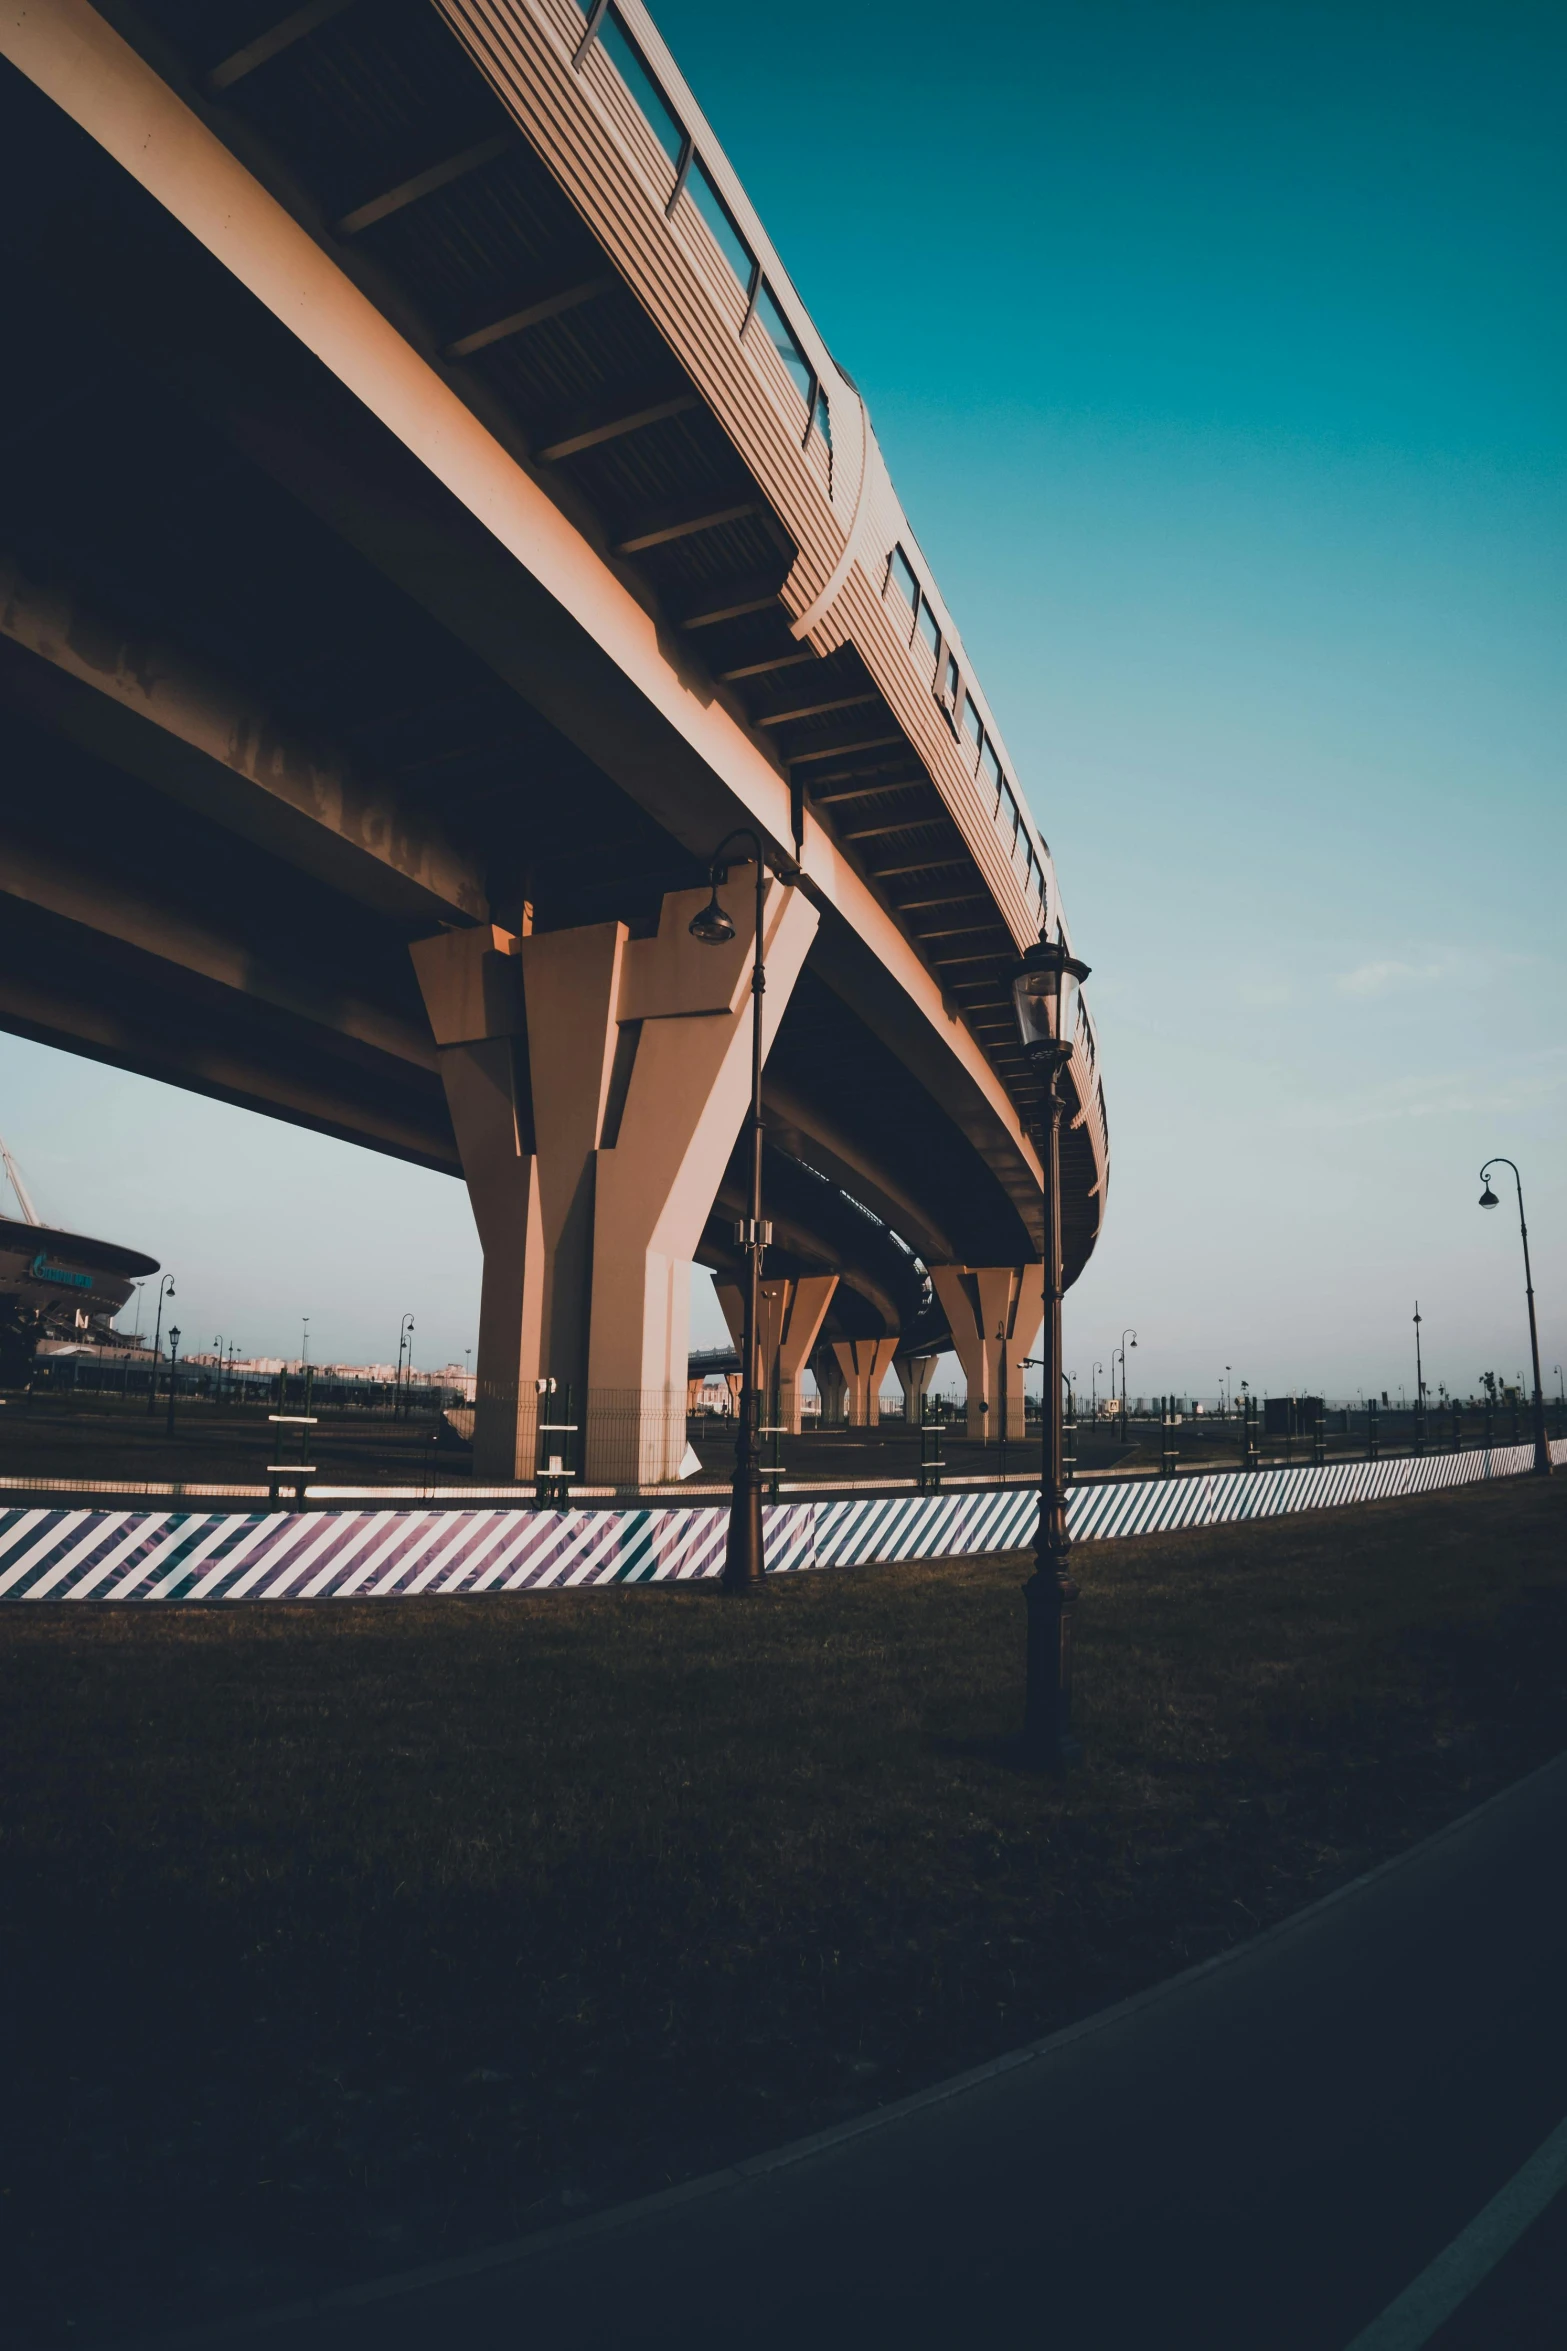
137,1753,1567,2351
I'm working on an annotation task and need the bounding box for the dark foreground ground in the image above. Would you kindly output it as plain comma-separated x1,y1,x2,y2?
2,1474,1564,2345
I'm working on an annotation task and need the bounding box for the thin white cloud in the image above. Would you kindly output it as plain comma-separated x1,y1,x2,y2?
1280,1050,1567,1132
1336,957,1447,997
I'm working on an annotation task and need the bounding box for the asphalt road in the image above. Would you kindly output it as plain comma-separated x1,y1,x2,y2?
128,1747,1567,2351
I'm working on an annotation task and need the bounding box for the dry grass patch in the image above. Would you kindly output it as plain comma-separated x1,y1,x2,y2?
2,1474,1564,2345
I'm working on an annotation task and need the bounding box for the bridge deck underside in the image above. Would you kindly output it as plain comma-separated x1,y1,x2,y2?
0,24,1100,1368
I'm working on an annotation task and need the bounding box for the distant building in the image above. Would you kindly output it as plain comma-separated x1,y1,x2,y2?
1263,1395,1324,1437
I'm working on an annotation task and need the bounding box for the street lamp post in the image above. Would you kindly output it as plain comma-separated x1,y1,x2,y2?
146,1275,175,1415
395,1313,414,1419
212,1336,223,1408
1412,1302,1426,1456
1479,1159,1552,1476
165,1325,181,1439
1114,1328,1138,1442
1009,911,1090,1769
688,829,796,1592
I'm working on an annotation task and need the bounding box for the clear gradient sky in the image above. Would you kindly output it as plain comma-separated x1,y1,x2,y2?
1,0,1561,1400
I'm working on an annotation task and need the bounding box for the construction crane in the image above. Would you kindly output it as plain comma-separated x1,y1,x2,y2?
0,1134,41,1227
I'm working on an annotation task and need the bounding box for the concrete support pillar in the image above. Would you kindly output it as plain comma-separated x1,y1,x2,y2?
812,1344,847,1427
931,1266,1044,1442
409,925,540,1481
894,1351,938,1426
715,1272,839,1434
831,1335,899,1429
585,872,817,1484
415,870,817,1489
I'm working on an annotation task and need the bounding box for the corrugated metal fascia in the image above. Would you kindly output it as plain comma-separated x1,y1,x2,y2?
835,568,1037,948
850,477,1044,881
435,0,843,611
607,0,852,423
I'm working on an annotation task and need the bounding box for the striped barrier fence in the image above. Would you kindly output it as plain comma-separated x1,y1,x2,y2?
0,1438,1560,1604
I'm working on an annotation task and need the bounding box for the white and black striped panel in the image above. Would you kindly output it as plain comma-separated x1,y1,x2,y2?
0,1442,1558,1601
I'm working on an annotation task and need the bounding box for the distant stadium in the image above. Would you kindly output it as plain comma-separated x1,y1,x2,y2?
0,1134,158,1382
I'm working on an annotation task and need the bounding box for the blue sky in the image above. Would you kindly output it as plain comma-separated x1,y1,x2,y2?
2,0,1561,1399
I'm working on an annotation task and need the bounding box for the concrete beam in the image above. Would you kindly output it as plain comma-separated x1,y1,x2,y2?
206,2,355,93
0,965,456,1171
0,824,437,1075
537,390,699,463
0,561,484,926
335,134,513,237
445,272,617,359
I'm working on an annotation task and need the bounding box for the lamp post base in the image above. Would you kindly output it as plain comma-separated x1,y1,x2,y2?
721,1470,766,1592
1020,1560,1082,1771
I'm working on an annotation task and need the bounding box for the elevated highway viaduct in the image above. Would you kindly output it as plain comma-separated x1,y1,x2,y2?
0,0,1109,1484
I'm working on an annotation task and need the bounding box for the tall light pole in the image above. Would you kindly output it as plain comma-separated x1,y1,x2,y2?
1091,1361,1103,1421
1412,1302,1426,1453
1115,1328,1138,1441
395,1313,414,1418
1008,910,1090,1769
212,1335,223,1408
689,830,797,1591
1479,1159,1552,1476
1224,1365,1232,1418
146,1274,175,1415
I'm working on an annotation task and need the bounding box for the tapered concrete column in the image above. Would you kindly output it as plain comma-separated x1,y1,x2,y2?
812,1344,847,1427
518,920,628,1405
931,1266,1045,1442
716,1272,839,1434
587,873,818,1484
894,1351,938,1426
416,873,817,1487
410,925,539,1480
831,1335,899,1429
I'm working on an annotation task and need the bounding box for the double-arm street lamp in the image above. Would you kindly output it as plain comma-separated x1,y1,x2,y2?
1009,911,1091,1769
689,829,798,1591
1479,1159,1552,1476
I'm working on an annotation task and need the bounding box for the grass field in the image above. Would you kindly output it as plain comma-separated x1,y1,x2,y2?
3,1473,1565,2345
